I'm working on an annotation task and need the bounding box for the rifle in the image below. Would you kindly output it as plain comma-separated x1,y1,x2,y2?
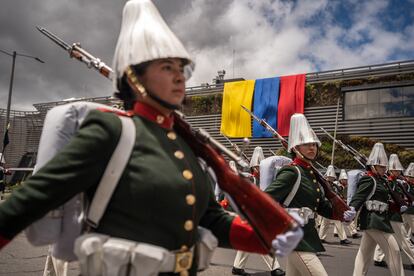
38,27,299,253
241,105,350,221
37,26,113,80
320,127,409,210
320,127,367,167
222,134,249,164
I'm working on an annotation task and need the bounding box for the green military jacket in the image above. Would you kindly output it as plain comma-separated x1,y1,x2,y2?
0,110,235,256
265,163,333,253
405,182,414,215
349,175,393,233
388,178,404,222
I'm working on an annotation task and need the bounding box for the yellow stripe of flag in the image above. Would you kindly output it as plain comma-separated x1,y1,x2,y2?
220,80,255,137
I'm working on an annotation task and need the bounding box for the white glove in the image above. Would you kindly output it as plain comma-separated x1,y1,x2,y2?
343,206,356,222
272,213,304,258
400,205,408,213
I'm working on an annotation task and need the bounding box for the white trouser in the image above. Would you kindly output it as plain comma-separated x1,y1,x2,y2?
315,215,322,228
285,251,328,276
233,251,280,271
373,221,414,264
403,213,414,238
318,217,347,241
353,229,404,276
43,249,68,276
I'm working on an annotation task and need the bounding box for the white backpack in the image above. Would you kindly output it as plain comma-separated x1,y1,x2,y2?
25,102,136,261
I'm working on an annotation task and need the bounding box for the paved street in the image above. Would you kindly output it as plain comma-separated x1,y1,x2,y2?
1,230,414,276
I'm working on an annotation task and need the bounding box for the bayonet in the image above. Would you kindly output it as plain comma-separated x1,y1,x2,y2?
320,127,367,168
36,26,113,80
240,105,288,148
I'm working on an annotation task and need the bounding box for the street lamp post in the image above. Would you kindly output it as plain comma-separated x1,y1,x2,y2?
0,49,45,155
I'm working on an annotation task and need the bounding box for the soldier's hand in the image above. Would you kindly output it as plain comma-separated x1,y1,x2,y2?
272,213,304,257
343,206,356,222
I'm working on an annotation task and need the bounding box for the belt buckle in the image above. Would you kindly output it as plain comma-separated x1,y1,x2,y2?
174,251,193,274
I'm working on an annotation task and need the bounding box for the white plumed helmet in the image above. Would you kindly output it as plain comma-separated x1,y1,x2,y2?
338,169,348,181
250,146,265,168
366,143,388,167
287,113,321,153
388,154,404,171
112,0,194,90
325,165,336,179
404,162,414,178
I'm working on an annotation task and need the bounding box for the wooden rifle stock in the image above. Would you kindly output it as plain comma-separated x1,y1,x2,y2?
173,113,297,253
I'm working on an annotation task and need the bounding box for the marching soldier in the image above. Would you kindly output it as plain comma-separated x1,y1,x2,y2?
318,165,351,245
373,154,414,269
350,143,405,276
403,163,414,239
0,1,304,276
265,114,356,276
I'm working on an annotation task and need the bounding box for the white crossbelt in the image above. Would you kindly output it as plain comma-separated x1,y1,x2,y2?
286,207,315,224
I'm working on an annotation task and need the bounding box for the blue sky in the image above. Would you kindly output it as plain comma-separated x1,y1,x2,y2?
0,0,413,110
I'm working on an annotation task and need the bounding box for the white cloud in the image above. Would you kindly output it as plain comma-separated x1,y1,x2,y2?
171,0,414,86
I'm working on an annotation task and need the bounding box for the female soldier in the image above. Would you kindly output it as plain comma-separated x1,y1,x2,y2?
350,144,404,276
265,114,355,276
0,1,303,275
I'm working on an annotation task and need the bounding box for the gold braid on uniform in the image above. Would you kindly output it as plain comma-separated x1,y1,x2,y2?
125,66,147,97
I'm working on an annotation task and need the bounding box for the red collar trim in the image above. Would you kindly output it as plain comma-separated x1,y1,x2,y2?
132,101,174,129
292,157,311,169
387,174,396,181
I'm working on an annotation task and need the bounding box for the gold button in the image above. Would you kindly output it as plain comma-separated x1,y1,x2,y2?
181,245,188,251
316,198,320,202
180,270,189,276
186,194,196,205
310,170,314,174
183,170,193,180
184,220,193,231
175,151,184,159
156,115,165,124
316,188,320,192
167,131,177,140
314,207,318,211
313,179,317,183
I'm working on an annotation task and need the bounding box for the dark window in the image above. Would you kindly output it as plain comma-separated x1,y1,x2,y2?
344,86,414,119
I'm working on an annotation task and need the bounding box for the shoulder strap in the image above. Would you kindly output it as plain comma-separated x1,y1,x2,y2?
86,116,136,227
367,176,377,201
283,166,301,207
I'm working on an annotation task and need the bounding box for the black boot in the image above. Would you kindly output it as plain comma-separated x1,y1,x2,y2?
340,239,352,245
232,267,250,276
374,260,387,267
271,268,286,276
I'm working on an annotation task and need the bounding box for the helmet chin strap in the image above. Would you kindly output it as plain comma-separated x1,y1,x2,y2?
125,66,181,110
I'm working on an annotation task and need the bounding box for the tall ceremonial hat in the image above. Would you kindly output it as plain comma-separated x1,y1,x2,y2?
112,0,195,90
250,146,265,168
325,165,336,179
287,113,321,153
405,162,414,177
388,154,404,171
366,142,388,167
229,160,238,173
338,169,348,181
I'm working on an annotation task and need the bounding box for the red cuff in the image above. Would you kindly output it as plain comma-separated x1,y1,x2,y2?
229,216,268,254
0,235,10,249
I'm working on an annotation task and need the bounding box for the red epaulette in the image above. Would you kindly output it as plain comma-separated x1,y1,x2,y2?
97,107,134,117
